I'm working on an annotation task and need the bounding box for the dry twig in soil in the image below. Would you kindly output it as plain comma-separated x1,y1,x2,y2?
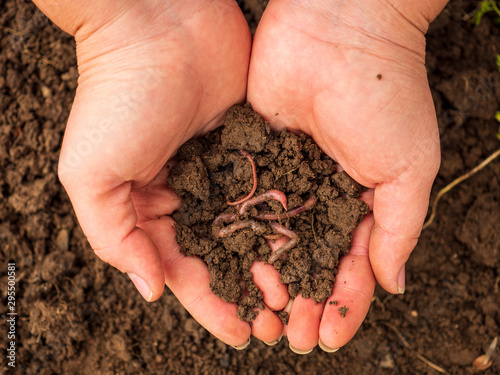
382,322,449,374
423,148,500,229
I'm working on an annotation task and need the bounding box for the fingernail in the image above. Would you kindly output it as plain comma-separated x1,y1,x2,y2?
289,343,313,355
318,338,339,353
231,337,251,350
128,273,153,302
284,298,294,313
397,265,405,294
264,334,283,346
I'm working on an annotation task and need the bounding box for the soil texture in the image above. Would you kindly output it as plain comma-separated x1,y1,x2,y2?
1,0,499,374
168,104,368,321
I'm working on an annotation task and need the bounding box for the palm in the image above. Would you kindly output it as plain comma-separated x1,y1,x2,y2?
248,1,440,350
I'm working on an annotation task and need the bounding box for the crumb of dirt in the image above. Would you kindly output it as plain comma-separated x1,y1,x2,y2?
278,311,289,325
329,300,339,306
339,306,349,318
168,103,369,321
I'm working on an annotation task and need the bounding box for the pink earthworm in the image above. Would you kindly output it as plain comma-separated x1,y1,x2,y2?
263,233,283,241
227,150,257,206
267,222,299,264
238,189,288,215
217,220,267,238
212,213,239,227
255,194,317,221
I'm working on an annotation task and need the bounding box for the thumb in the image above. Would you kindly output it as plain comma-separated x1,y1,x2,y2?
60,172,166,302
369,165,438,294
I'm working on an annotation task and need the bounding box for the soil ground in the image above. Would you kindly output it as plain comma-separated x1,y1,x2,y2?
1,0,499,374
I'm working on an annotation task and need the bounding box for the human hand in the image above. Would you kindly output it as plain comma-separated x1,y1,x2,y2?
248,0,448,352
33,0,285,347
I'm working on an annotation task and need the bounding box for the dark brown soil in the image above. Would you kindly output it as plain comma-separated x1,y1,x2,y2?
1,0,499,374
167,104,368,322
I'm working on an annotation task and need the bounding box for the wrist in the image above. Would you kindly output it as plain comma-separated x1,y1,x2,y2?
382,0,450,30
32,0,224,38
32,0,131,36
274,0,436,62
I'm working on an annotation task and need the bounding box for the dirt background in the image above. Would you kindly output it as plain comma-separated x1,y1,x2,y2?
1,0,499,374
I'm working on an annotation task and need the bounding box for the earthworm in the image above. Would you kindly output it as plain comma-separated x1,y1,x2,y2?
263,233,283,241
212,213,238,227
227,150,257,206
238,189,288,215
267,222,299,264
217,220,267,238
255,194,317,221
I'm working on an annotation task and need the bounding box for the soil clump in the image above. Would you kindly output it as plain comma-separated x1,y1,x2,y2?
168,104,368,321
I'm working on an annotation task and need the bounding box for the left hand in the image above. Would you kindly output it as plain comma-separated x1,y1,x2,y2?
33,0,285,348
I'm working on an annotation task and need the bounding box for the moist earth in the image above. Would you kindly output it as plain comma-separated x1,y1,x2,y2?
1,0,499,374
168,104,368,321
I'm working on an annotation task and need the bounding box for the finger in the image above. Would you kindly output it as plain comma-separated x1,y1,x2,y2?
250,262,289,311
287,295,324,353
281,298,294,337
319,214,375,350
369,173,434,294
250,236,290,311
141,216,251,347
131,163,182,221
360,188,374,211
250,306,283,344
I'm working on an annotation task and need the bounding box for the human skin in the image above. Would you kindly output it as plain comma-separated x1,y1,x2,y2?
32,0,448,352
248,0,449,352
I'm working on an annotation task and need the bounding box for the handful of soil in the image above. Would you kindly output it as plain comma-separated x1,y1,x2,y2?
168,104,369,322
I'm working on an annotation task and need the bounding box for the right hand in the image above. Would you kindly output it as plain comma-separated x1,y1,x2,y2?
247,0,446,351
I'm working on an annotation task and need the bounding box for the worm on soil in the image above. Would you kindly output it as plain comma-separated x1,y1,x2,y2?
217,220,267,238
238,189,288,215
227,150,257,206
267,222,300,264
256,194,317,221
212,213,238,227
263,233,283,241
